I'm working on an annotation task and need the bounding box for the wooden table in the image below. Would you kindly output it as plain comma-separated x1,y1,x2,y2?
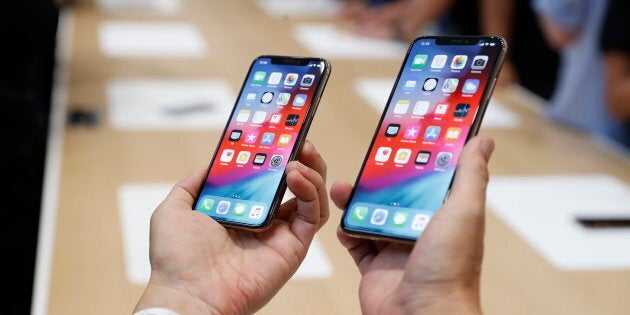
36,0,629,314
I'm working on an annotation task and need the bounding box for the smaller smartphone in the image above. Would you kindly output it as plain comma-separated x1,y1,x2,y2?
341,36,506,242
194,55,330,231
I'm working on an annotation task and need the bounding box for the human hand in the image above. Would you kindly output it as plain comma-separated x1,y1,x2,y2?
134,141,329,315
331,136,495,315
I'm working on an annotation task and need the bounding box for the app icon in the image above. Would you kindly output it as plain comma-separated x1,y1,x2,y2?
454,103,471,117
261,92,274,104
415,151,431,165
253,153,267,165
260,132,275,145
413,101,430,115
435,152,452,167
385,124,400,137
276,93,290,105
234,203,247,216
451,55,468,69
246,92,256,101
252,111,267,124
220,149,235,162
300,74,315,87
394,148,412,164
249,205,264,219
370,209,388,225
445,127,462,142
423,126,441,141
236,151,251,164
229,130,242,141
441,78,459,93
471,55,488,70
284,73,298,86
244,130,259,144
269,155,283,167
252,71,266,84
411,213,431,231
375,147,392,162
216,200,230,214
434,103,448,115
268,72,282,84
270,113,282,124
277,134,292,146
431,55,448,68
462,79,480,94
403,80,417,90
293,94,307,106
352,206,368,221
423,78,438,91
285,114,299,126
403,125,421,140
393,100,410,115
199,197,214,212
412,54,428,68
236,109,251,123
392,211,408,227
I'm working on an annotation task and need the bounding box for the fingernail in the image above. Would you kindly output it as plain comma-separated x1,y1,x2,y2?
480,137,495,159
295,161,308,170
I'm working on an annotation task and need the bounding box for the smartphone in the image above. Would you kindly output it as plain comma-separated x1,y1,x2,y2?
341,36,506,242
194,55,330,230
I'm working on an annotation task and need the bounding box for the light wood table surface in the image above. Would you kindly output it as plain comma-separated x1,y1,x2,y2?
42,0,629,314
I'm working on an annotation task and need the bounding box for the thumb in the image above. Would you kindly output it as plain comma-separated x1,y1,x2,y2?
445,136,494,212
161,168,207,210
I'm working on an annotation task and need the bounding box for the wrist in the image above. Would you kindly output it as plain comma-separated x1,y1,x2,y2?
399,283,482,315
135,276,217,315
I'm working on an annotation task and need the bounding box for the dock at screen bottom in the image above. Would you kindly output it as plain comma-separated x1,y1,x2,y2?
345,202,434,239
197,195,268,225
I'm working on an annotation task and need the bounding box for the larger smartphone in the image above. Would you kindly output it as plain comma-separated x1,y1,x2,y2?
194,55,330,230
342,36,506,242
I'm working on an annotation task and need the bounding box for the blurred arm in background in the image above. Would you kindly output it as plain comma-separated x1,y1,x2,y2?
340,0,453,41
480,0,518,87
601,0,630,121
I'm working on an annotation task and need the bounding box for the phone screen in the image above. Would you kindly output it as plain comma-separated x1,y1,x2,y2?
195,56,329,229
343,37,505,241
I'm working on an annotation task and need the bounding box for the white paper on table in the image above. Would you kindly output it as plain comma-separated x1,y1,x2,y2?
294,23,407,59
107,79,234,131
482,99,520,129
255,0,341,17
97,0,182,14
353,78,520,129
99,21,207,58
118,184,333,284
487,174,630,270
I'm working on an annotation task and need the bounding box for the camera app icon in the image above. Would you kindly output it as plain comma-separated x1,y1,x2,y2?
472,55,489,70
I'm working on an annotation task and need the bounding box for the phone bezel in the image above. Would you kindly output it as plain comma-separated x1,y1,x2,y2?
195,55,331,231
341,36,507,243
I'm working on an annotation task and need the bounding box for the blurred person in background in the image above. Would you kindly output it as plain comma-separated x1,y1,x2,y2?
341,0,560,99
532,0,629,149
1,0,62,314
600,0,630,147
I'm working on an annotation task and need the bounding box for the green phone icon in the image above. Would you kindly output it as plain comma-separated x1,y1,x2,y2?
253,71,267,84
199,197,215,213
352,206,368,221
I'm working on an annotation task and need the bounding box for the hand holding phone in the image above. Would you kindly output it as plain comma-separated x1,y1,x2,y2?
136,140,330,314
332,136,495,314
194,56,330,230
342,36,506,242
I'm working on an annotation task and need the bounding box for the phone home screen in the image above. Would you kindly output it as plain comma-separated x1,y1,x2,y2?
195,57,327,227
344,37,503,241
